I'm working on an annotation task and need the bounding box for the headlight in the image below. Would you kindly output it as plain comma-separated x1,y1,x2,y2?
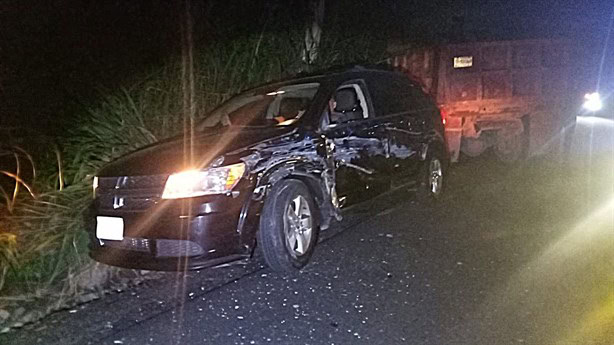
583,92,603,112
161,163,246,199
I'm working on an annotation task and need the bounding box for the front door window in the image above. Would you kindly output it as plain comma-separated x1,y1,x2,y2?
321,83,370,127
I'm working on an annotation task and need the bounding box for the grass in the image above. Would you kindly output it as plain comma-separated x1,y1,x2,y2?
1,184,90,295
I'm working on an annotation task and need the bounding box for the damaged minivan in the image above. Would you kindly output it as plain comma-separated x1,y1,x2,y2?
87,66,448,272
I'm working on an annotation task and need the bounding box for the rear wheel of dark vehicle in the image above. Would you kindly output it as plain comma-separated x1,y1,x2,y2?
416,149,446,203
258,180,320,272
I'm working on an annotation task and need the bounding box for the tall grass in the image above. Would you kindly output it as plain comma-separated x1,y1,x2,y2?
0,31,387,299
2,185,90,294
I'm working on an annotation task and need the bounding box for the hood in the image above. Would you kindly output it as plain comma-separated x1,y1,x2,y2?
97,126,297,177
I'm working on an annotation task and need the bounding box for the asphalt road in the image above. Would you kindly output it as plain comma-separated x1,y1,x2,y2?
3,118,613,345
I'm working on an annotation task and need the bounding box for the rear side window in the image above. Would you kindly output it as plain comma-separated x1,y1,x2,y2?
369,75,405,115
394,76,435,111
369,74,429,116
397,77,442,125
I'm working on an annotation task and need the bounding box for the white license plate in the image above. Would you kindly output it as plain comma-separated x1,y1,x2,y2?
96,216,124,241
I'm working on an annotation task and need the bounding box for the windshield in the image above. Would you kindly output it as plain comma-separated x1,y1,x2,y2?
199,82,319,129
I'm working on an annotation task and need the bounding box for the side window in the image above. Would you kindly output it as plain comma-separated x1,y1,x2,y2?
400,80,442,127
394,77,432,113
369,75,406,116
321,82,370,127
370,74,431,116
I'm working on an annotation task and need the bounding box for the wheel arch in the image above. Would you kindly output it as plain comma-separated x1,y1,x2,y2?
260,168,326,226
258,160,332,225
424,139,449,168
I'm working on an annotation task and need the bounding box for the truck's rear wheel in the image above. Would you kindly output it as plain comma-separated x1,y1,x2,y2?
494,116,530,163
494,133,524,162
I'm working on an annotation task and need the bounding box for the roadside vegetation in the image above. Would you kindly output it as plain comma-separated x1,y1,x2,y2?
0,29,386,317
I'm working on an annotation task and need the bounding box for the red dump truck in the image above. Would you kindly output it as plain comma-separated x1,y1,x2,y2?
388,39,573,162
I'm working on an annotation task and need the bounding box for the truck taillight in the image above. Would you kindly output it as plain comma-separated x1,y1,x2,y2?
439,107,448,126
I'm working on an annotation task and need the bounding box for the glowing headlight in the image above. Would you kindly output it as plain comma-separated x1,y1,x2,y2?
583,92,603,112
161,163,246,199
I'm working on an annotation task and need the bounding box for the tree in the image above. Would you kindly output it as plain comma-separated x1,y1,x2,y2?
302,0,325,67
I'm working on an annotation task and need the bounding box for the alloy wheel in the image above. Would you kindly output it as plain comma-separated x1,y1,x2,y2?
429,158,443,196
284,195,313,257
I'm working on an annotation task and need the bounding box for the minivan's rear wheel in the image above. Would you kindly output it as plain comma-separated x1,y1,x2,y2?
417,150,446,202
258,180,319,272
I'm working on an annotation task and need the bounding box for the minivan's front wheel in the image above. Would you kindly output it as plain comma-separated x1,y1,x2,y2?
258,180,319,272
417,150,446,202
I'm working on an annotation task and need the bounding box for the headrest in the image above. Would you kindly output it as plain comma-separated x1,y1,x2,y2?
335,88,358,112
279,97,306,115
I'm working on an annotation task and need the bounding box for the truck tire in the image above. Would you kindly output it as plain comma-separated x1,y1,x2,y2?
258,179,320,272
494,134,524,162
494,116,530,163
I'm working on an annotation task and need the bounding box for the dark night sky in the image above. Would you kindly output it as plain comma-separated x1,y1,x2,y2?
0,0,612,135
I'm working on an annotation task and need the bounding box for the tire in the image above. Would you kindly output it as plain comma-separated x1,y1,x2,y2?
416,148,446,203
494,133,525,163
494,116,530,163
258,179,320,272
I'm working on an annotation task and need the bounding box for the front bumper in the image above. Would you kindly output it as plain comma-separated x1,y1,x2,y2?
86,187,258,271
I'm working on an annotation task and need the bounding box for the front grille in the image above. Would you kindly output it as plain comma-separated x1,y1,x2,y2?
98,195,158,211
101,237,152,252
156,239,205,257
98,175,168,190
97,175,168,212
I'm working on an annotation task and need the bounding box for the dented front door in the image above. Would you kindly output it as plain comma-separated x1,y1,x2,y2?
323,115,390,207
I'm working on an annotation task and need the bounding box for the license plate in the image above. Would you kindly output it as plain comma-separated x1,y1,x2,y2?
96,216,124,241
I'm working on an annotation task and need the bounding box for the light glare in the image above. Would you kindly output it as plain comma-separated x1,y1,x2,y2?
583,92,603,112
92,176,99,198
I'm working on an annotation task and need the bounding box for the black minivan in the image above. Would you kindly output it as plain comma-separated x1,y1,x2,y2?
88,66,448,272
